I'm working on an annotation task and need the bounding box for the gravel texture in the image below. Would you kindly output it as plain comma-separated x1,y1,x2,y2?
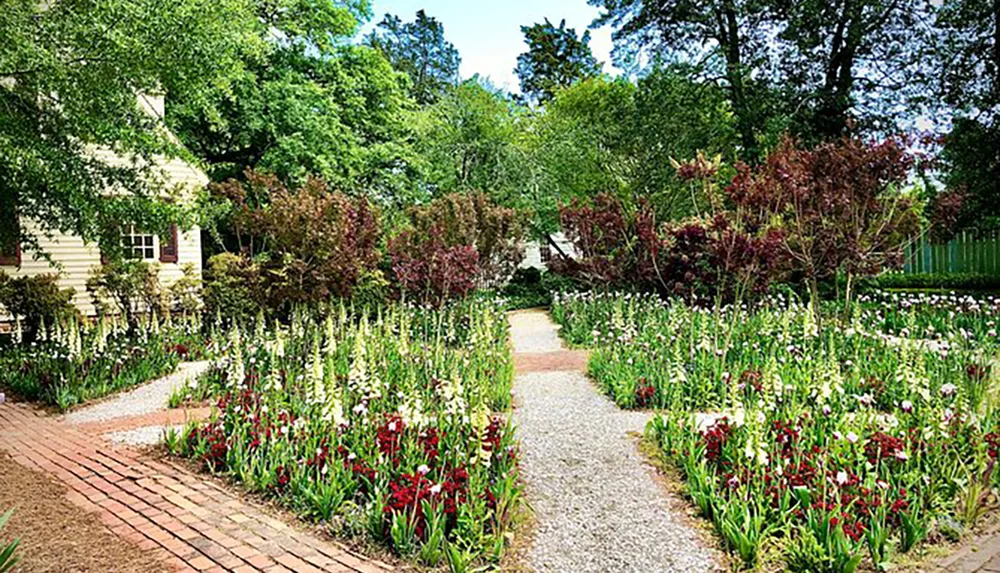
509,310,566,353
64,361,210,425
510,311,722,573
105,424,185,446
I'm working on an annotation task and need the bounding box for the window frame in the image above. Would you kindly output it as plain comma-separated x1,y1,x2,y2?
121,225,159,262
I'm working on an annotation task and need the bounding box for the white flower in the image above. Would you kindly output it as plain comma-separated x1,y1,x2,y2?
417,464,430,475
940,383,957,397
846,432,859,444
430,483,442,495
822,405,832,417
901,400,913,413
895,450,909,461
836,471,848,486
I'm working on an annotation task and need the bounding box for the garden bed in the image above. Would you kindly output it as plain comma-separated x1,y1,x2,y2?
169,300,522,571
553,290,1000,571
0,315,205,411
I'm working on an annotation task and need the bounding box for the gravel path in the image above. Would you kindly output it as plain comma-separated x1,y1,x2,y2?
509,310,566,353
64,361,210,425
105,424,185,446
510,311,721,573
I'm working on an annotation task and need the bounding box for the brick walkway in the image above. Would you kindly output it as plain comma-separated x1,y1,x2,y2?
933,523,1000,573
0,403,393,573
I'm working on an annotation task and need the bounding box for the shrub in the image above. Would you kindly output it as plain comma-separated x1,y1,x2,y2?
86,260,166,333
169,263,203,315
726,135,919,310
389,230,479,305
390,192,523,304
870,272,1000,292
552,193,786,303
0,272,76,342
203,253,265,321
256,176,381,307
501,267,583,309
206,171,383,311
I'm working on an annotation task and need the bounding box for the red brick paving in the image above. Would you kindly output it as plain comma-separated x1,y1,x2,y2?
0,403,393,573
514,350,589,374
931,521,1000,573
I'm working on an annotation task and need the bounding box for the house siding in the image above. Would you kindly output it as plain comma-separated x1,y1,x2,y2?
1,120,208,319
1,221,202,318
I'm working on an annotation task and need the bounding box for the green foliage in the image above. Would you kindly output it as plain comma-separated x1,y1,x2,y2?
203,253,266,321
500,267,582,310
0,273,76,342
168,0,417,205
0,0,259,254
367,10,461,105
0,509,18,573
870,273,1000,292
522,72,738,233
412,79,527,201
86,260,167,333
514,18,601,106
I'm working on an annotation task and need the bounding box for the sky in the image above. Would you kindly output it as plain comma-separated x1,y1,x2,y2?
357,0,619,94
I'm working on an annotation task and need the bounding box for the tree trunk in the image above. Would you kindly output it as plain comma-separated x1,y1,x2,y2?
719,1,759,162
807,276,822,327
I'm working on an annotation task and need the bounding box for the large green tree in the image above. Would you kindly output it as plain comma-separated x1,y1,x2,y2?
514,18,602,105
412,78,528,200
0,0,258,255
929,0,999,230
524,71,737,232
168,0,417,205
772,0,926,141
367,10,461,105
590,0,927,154
590,0,771,160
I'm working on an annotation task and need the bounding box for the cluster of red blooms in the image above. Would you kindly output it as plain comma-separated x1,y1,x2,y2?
701,419,733,465
188,423,228,471
771,419,801,459
273,465,291,492
334,445,376,488
377,415,406,463
169,343,190,358
419,428,441,462
703,416,916,544
635,378,656,407
967,363,990,382
864,432,906,465
383,466,470,539
985,433,1000,459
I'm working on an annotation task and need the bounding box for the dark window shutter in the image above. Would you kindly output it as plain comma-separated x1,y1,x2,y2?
0,212,20,266
159,224,179,263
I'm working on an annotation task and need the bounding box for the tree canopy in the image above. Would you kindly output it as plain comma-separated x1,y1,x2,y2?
167,0,416,207
367,10,461,105
0,0,259,254
515,18,602,105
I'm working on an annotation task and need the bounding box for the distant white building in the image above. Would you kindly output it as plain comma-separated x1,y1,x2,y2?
520,232,576,270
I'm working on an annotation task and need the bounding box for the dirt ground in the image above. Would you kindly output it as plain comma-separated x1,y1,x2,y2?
0,452,161,573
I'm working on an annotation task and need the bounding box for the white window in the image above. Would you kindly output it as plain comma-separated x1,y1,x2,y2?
122,225,157,261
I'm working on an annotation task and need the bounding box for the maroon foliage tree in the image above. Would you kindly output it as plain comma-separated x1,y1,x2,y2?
727,136,918,312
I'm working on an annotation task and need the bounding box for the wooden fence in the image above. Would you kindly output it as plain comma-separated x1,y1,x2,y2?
904,231,1000,275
